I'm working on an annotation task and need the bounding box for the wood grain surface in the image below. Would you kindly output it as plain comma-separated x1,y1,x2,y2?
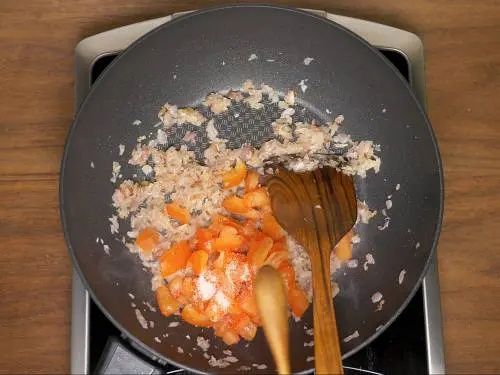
256,265,291,375
0,0,499,373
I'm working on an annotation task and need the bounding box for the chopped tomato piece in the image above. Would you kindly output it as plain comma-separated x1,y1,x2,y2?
239,209,261,220
168,276,184,298
205,298,228,323
222,158,247,189
176,295,189,306
182,304,212,327
213,234,246,252
222,197,261,219
270,239,288,254
192,299,209,313
227,301,243,316
135,227,160,253
156,285,180,317
245,170,260,192
247,235,273,268
223,253,250,287
219,225,239,238
213,215,243,233
234,313,257,341
214,319,240,342
164,202,191,225
262,213,285,240
223,252,248,267
241,220,259,237
288,287,309,319
278,262,296,290
160,240,192,277
335,230,353,262
188,250,209,275
239,290,260,324
195,227,217,242
214,320,228,337
212,251,225,269
222,195,250,214
265,251,288,269
207,223,221,237
193,228,216,253
218,273,239,300
243,187,270,209
181,277,196,298
222,328,241,345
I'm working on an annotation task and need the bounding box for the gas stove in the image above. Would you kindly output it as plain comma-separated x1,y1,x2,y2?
71,9,445,374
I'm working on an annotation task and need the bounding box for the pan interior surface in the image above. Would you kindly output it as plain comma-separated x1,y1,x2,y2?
61,5,443,373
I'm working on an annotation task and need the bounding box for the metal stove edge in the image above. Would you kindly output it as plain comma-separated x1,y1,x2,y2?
71,9,445,375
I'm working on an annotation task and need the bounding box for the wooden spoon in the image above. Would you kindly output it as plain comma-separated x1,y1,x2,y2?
255,265,290,375
265,166,357,375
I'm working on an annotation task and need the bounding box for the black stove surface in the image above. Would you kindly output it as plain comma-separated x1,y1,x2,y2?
88,49,427,375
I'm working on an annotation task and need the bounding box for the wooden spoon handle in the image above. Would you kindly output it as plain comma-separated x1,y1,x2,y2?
310,238,343,375
255,265,290,375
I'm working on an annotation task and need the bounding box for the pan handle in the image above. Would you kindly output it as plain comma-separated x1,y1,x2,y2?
95,336,164,374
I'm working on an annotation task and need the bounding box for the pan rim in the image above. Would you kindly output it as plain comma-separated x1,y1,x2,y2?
60,3,445,373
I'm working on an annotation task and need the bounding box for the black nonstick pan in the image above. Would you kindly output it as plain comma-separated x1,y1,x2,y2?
60,5,443,373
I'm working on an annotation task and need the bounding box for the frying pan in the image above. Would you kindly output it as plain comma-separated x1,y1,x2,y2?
60,4,443,373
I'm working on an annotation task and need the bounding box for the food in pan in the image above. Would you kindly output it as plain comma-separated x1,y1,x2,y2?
111,81,380,345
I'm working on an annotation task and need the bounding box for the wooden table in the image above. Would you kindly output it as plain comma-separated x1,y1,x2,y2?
0,0,499,373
